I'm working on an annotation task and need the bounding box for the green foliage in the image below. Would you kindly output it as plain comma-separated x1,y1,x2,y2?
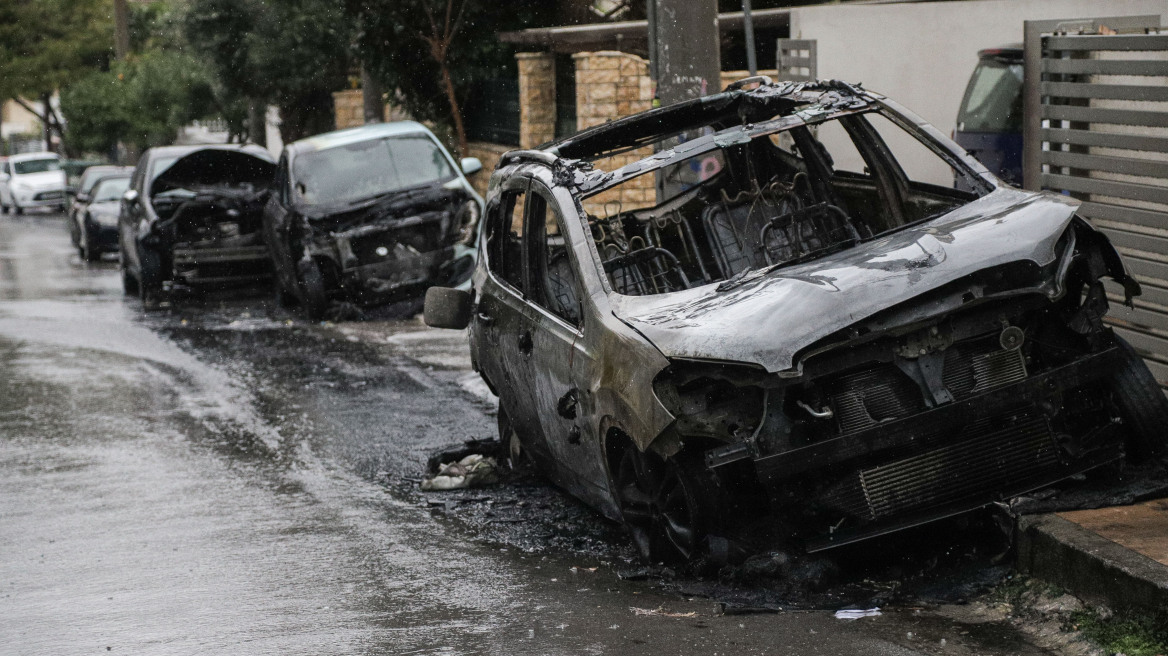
61,52,216,154
183,0,353,142
0,0,111,100
1071,610,1168,656
344,1,556,134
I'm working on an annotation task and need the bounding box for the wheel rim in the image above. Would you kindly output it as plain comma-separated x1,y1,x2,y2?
616,445,698,562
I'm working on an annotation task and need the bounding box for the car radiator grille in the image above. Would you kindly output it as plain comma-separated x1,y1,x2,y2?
830,339,1028,435
821,412,1059,522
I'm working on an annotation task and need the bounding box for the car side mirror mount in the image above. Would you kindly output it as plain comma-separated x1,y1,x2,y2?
122,189,139,205
460,157,483,176
424,286,473,329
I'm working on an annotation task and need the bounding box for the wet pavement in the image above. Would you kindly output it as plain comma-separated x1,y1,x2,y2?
0,210,1066,654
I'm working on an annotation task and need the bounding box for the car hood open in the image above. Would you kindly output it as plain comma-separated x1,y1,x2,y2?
610,188,1082,374
151,149,275,196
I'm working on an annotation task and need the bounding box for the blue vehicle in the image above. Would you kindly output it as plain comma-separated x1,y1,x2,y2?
954,45,1024,185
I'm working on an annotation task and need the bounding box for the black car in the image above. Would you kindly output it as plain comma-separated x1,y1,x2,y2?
73,174,130,261
263,122,484,319
119,144,276,306
68,165,134,234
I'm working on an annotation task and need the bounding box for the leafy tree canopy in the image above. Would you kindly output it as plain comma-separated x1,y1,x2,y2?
0,0,111,101
344,0,556,154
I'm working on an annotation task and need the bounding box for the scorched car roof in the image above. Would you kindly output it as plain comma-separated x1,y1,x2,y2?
286,121,434,156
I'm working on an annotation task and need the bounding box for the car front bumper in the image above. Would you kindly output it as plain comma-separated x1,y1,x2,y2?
751,346,1126,551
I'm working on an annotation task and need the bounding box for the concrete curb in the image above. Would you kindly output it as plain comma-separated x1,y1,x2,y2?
1016,514,1168,614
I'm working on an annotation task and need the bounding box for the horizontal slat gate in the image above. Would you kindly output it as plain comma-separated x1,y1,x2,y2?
1036,28,1168,386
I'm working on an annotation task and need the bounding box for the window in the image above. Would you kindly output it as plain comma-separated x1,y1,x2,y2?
488,188,527,292
958,59,1024,133
291,135,456,207
91,178,131,202
864,113,959,189
13,158,59,175
529,191,582,326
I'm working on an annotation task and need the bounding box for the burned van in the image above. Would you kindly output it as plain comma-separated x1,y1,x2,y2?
425,79,1168,564
263,122,484,319
119,144,276,306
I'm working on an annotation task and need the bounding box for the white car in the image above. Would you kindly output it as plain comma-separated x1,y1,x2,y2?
0,152,68,214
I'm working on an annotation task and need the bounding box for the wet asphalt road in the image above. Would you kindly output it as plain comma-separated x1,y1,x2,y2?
0,211,1061,655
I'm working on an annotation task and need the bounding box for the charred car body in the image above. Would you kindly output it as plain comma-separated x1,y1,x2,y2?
119,144,276,305
425,79,1168,563
263,122,483,319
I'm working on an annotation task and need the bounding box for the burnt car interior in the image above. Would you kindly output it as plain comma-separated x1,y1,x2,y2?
585,109,986,297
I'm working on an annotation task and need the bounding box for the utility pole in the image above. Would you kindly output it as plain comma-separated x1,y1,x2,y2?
114,0,130,61
743,0,757,76
361,65,386,124
646,0,720,108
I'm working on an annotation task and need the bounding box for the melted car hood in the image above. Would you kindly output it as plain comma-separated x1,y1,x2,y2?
151,149,275,195
610,188,1081,374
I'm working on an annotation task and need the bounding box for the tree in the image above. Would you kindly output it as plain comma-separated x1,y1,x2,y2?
345,0,555,156
183,0,353,144
0,0,112,150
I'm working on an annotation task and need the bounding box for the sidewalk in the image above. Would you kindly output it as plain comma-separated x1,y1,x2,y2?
1016,498,1168,614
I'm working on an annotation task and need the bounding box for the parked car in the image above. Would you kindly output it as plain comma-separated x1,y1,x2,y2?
425,79,1168,563
0,152,67,214
119,144,276,306
62,159,109,190
263,122,483,319
69,165,134,242
954,45,1023,185
72,174,131,262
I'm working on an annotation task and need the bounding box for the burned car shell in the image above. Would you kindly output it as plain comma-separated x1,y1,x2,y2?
460,80,1160,561
264,122,482,318
119,144,276,302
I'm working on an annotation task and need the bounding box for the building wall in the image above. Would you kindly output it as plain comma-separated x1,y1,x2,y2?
789,0,1168,150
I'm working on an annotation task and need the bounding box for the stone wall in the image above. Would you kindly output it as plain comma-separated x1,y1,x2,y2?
464,141,509,198
572,51,655,217
516,52,556,149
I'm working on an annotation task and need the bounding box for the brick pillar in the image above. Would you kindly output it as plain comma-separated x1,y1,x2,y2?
332,89,364,130
516,52,556,149
573,51,654,215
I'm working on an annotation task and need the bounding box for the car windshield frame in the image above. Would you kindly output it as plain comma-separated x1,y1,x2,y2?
289,133,458,208
570,102,992,299
13,158,61,175
90,177,131,203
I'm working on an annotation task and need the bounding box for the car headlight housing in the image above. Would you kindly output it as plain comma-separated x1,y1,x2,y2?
456,199,480,245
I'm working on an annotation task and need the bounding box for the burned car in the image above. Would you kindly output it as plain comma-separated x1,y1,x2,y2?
425,79,1168,563
263,122,483,319
119,144,276,306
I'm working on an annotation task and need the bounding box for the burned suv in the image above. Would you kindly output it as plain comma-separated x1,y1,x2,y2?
425,80,1168,563
119,144,276,305
263,122,483,319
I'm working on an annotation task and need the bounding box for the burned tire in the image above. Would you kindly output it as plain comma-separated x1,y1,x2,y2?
1112,336,1168,461
297,259,328,321
612,439,720,564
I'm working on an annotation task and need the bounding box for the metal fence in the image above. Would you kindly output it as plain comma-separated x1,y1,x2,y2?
1024,17,1168,383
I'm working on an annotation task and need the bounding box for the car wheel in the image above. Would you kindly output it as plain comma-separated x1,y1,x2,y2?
1111,335,1168,461
138,246,164,309
613,440,716,564
121,262,139,296
81,231,100,263
297,259,329,320
13,203,23,215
